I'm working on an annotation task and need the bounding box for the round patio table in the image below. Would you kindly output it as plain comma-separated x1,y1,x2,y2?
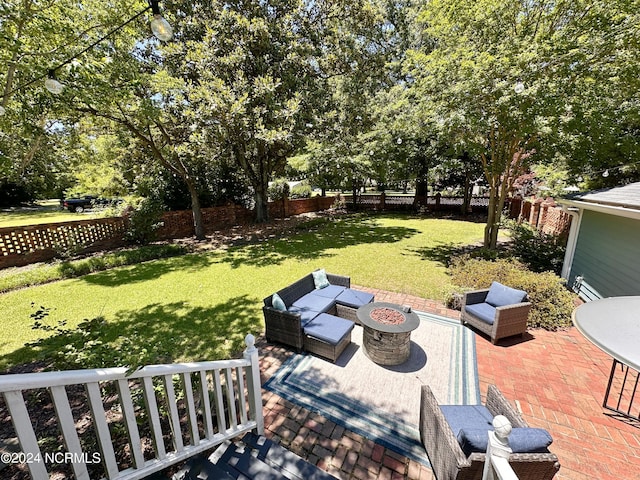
572,296,640,421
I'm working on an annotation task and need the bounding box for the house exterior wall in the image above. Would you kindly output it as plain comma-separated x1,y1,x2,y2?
569,210,640,297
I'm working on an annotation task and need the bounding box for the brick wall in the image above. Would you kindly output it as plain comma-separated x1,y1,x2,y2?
0,197,337,269
508,197,572,239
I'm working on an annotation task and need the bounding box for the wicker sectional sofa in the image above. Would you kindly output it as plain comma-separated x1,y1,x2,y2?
262,271,374,362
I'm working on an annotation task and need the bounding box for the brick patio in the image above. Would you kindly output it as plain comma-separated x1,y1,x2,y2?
257,286,640,480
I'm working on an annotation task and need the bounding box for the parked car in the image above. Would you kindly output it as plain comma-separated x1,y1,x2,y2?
62,196,120,213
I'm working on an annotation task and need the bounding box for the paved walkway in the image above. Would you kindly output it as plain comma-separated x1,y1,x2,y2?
258,287,640,480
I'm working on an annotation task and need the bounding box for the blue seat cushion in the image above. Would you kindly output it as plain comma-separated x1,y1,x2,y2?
457,427,553,455
303,313,354,345
464,302,497,325
485,281,527,307
287,306,322,327
292,292,336,313
440,405,494,439
335,288,375,308
309,284,347,299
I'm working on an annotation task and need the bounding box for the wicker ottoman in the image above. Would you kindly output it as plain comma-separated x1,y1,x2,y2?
303,313,355,362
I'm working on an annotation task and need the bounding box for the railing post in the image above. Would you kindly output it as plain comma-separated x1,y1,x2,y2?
243,333,265,435
482,415,519,480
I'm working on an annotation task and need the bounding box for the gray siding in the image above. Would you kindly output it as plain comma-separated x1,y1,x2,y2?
570,210,640,297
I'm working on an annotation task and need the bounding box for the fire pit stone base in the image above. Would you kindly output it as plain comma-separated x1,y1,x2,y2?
362,328,412,365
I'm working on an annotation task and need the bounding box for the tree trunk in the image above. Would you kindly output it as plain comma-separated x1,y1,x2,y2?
462,171,471,215
186,178,205,240
351,181,358,210
414,156,429,208
461,152,472,215
254,184,269,223
484,188,498,248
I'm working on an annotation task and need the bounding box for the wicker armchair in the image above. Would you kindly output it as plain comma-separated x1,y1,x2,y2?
419,384,560,480
460,286,532,344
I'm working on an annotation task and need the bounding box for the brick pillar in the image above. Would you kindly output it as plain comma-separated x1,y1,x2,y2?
509,197,522,219
529,198,543,228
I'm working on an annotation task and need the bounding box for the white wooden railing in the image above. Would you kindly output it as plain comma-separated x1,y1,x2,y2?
482,416,519,480
0,333,264,480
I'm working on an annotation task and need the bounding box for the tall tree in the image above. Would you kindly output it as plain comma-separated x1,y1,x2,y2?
410,0,640,248
0,0,141,200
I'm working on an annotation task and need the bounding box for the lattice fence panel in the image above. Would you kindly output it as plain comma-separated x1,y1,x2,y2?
0,218,128,268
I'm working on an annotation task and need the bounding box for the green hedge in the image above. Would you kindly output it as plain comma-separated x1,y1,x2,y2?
448,256,576,330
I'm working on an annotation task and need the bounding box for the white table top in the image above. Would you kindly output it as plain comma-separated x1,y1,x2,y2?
572,296,640,370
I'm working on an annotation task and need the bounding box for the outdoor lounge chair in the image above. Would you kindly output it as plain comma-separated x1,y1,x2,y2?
460,281,532,344
419,384,560,480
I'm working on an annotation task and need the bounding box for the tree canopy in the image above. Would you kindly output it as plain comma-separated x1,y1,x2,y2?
1,0,638,246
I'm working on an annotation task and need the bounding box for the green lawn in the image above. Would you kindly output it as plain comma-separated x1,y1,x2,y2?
0,200,83,227
0,214,485,370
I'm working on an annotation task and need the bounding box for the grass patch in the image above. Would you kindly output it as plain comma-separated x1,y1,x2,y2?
0,244,188,293
0,213,485,370
0,200,86,227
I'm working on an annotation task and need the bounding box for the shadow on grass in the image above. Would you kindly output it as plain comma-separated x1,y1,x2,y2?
222,215,419,268
406,242,489,267
79,252,216,288
0,295,262,372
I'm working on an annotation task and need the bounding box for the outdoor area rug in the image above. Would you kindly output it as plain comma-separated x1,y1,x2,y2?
263,311,480,467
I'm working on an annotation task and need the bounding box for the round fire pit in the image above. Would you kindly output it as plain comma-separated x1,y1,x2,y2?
357,302,420,365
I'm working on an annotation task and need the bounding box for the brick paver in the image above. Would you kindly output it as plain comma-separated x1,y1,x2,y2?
258,287,640,479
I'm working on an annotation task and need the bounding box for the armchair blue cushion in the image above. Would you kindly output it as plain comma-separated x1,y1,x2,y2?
485,281,527,307
457,427,553,456
463,303,496,325
439,405,494,438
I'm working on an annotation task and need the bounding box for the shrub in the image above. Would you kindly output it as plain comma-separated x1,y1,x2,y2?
448,256,575,330
290,184,312,199
331,194,347,211
124,198,165,245
268,179,290,200
504,219,566,274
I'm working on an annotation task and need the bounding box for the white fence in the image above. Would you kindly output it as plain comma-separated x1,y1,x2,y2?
0,334,263,480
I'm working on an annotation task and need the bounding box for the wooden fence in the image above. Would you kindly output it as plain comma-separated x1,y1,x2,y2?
0,196,336,269
342,193,491,212
1,194,570,269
